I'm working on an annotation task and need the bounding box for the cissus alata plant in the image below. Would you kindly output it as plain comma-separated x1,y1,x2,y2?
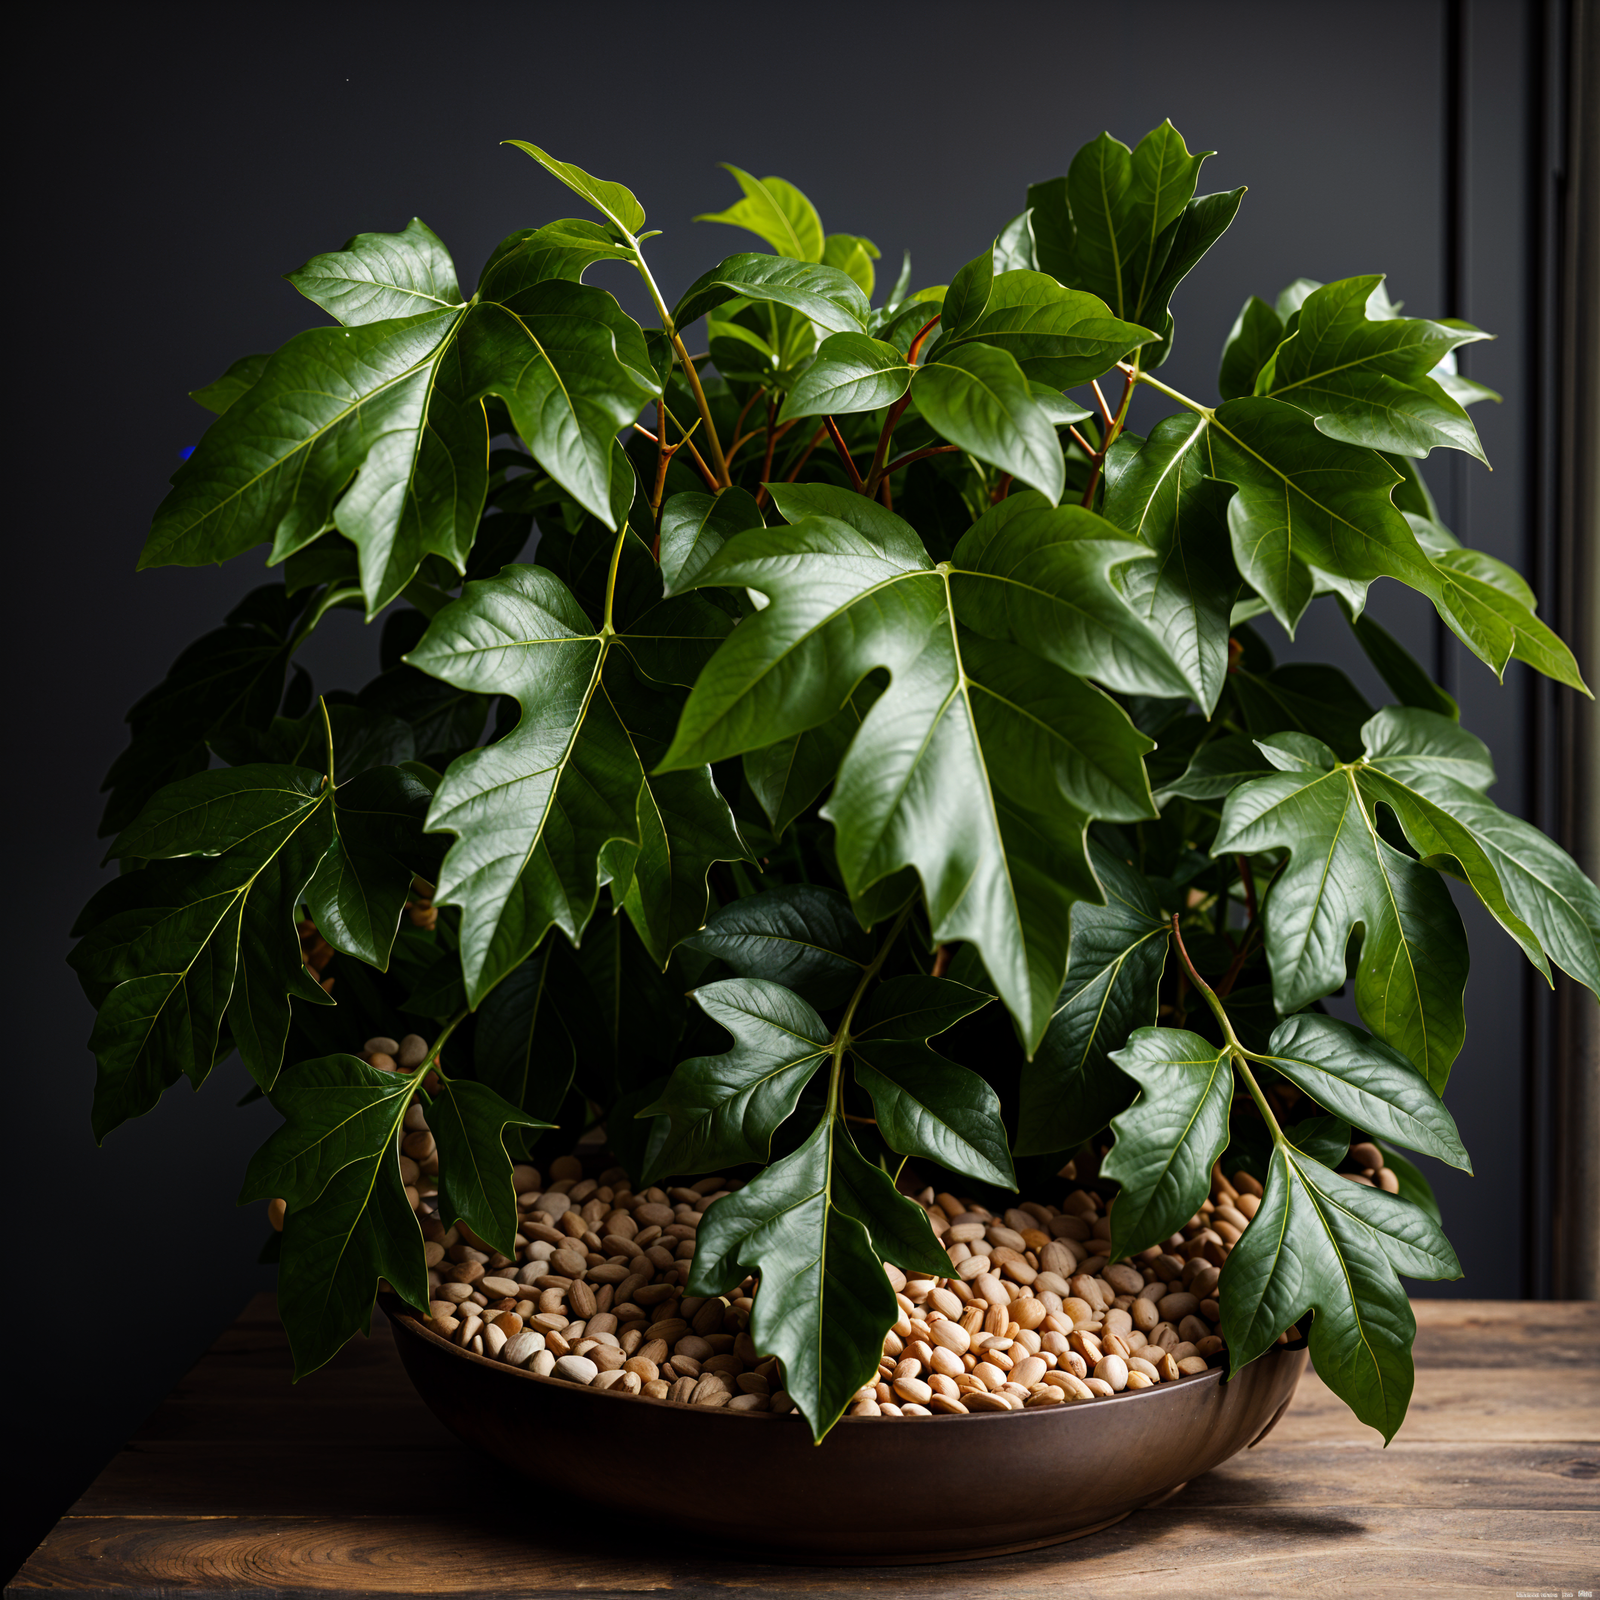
72,122,1598,1443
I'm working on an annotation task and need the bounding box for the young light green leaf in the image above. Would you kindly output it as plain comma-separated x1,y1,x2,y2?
1102,1026,1233,1258
475,220,636,298
638,978,831,1183
1016,844,1166,1155
428,1077,548,1258
287,218,462,326
1429,547,1591,692
1257,1012,1472,1168
695,164,824,262
822,233,880,298
681,884,870,1008
505,141,646,236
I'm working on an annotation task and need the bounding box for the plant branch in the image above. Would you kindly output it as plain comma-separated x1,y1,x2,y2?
862,393,913,499
627,245,731,487
824,416,866,493
882,443,960,476
1091,378,1115,427
657,402,720,492
776,422,828,490
1121,360,1213,419
826,905,914,1116
1079,361,1140,509
1238,855,1259,922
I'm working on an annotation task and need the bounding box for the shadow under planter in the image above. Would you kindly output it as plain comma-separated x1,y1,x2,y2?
384,1299,1309,1563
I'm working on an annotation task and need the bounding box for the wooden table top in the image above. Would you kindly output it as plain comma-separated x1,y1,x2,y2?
8,1294,1597,1598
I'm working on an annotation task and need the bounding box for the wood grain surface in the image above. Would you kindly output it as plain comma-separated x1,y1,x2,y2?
9,1296,1597,1598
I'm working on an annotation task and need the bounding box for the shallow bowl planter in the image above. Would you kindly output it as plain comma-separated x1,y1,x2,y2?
384,1300,1308,1563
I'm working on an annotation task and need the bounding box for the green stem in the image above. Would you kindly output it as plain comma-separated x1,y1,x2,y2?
601,522,628,635
317,696,336,787
825,905,913,1117
422,1008,471,1077
1169,913,1284,1142
628,248,731,487
1123,361,1214,419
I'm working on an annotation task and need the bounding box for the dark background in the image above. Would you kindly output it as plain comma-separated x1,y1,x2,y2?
9,0,1584,1576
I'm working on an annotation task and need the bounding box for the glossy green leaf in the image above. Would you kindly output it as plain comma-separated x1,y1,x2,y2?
696,164,824,262
505,141,646,236
141,308,484,615
689,1115,906,1437
674,254,870,336
191,352,270,414
405,561,741,1004
1155,733,1274,802
240,1053,429,1377
1203,396,1441,635
428,1076,547,1258
76,758,426,1137
950,494,1195,699
1218,296,1284,401
855,975,992,1042
1361,708,1600,996
1257,275,1491,461
1016,844,1166,1155
1230,661,1376,762
659,488,764,596
1219,1141,1460,1441
1212,731,1470,1088
1428,546,1590,692
778,333,911,421
822,233,880,298
1102,415,1237,712
660,514,1119,1045
458,281,657,531
852,1038,1015,1189
912,343,1065,501
937,270,1160,387
475,220,636,296
638,978,831,1181
1102,1026,1233,1258
303,764,437,969
1256,1012,1471,1167
287,218,462,326
681,884,870,1008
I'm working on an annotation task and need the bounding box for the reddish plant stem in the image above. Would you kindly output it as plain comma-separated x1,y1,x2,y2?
771,423,828,498
989,473,1013,505
824,416,866,492
1238,855,1259,922
881,442,960,476
930,943,953,978
756,398,779,493
1215,926,1259,999
1079,368,1136,510
1091,377,1115,427
1170,913,1219,1003
862,392,913,499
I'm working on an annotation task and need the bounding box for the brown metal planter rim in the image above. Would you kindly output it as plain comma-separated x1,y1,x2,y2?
382,1296,1309,1563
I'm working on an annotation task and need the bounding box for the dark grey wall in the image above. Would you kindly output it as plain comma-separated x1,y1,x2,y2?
11,0,1567,1574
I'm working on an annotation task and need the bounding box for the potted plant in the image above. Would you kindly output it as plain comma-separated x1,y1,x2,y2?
73,121,1596,1477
